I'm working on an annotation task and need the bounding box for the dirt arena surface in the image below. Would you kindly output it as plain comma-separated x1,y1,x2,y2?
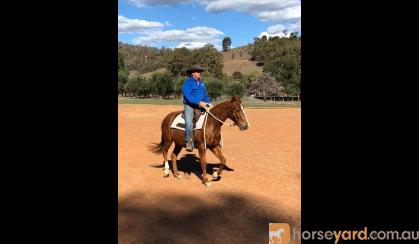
119,104,301,243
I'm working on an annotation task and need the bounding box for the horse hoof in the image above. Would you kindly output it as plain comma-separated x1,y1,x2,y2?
162,169,170,178
175,173,183,179
212,171,218,179
204,181,212,187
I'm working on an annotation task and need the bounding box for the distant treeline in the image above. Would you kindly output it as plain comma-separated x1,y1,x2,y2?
118,32,300,99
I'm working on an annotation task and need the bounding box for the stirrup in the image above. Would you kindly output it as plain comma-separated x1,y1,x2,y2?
186,140,194,151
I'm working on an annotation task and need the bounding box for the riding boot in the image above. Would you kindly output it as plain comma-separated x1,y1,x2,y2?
186,138,194,152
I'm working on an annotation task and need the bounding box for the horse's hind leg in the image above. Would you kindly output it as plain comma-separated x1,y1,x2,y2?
162,138,173,178
171,144,183,179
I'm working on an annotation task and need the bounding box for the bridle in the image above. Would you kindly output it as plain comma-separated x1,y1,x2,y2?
203,105,234,127
203,103,250,128
201,103,249,150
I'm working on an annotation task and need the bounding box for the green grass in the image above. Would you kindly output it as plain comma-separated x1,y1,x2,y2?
118,97,300,108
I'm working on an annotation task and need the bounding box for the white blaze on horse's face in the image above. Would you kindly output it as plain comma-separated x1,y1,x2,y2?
240,104,250,129
234,103,249,131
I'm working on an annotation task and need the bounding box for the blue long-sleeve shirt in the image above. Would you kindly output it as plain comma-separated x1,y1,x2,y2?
182,76,211,108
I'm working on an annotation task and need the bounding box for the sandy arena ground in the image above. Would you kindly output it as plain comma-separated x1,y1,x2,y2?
118,104,301,243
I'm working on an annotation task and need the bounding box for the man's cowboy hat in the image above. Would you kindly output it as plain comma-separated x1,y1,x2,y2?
186,65,206,73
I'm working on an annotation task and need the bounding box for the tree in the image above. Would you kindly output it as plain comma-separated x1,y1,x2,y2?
222,37,232,52
263,39,301,96
191,44,223,78
118,69,129,96
118,42,172,74
118,79,125,96
118,52,126,71
124,75,146,98
174,76,187,98
261,35,267,42
118,51,129,96
137,77,151,98
232,71,243,81
167,48,191,76
250,37,269,64
245,70,261,88
151,71,175,99
248,72,284,101
205,78,225,100
227,81,246,97
250,34,301,95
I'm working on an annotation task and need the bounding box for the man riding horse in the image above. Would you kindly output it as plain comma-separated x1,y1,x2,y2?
150,65,250,187
182,65,212,152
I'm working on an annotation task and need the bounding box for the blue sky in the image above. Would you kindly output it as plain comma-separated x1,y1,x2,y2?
118,0,301,50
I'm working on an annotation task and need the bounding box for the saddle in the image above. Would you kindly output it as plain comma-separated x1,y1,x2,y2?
178,108,205,129
170,108,207,131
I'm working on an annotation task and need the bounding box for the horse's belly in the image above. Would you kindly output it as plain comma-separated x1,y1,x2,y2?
196,132,221,148
170,128,220,148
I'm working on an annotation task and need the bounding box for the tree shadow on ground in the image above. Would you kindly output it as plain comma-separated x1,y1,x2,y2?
119,191,298,244
150,154,234,182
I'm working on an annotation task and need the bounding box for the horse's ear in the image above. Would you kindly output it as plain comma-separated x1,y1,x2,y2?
230,96,241,103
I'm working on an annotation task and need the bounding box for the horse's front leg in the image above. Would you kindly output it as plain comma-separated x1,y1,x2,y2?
210,145,227,179
197,144,211,187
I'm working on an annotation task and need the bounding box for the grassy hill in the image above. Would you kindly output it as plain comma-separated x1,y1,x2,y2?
129,68,168,79
222,45,263,75
119,42,263,77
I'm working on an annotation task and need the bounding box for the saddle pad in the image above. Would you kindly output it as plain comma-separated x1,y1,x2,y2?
170,112,207,131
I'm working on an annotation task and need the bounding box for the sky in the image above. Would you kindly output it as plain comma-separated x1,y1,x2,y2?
118,0,301,50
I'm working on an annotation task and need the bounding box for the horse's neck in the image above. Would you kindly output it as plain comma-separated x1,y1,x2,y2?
207,103,230,129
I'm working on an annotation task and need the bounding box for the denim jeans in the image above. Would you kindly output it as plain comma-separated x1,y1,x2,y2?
184,104,194,144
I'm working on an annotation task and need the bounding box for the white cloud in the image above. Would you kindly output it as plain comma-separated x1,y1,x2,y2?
267,24,286,33
287,21,301,31
256,4,301,22
258,31,289,39
121,0,301,47
126,0,195,7
176,42,210,49
258,20,300,39
206,0,297,13
118,15,165,33
132,26,224,49
127,0,301,23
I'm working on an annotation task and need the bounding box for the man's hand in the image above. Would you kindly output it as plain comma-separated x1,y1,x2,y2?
199,101,208,108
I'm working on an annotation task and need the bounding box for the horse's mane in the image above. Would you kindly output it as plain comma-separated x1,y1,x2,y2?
211,100,232,111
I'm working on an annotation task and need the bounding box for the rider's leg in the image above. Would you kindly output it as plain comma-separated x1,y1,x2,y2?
184,104,194,150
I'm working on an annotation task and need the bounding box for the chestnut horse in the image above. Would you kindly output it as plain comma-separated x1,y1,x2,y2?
149,96,249,187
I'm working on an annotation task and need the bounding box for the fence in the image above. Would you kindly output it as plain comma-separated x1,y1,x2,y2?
253,96,300,102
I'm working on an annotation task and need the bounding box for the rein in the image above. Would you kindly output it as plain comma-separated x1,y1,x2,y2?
202,105,232,150
201,103,250,150
203,106,234,127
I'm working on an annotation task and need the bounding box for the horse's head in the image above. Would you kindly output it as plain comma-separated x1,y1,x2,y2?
228,96,249,131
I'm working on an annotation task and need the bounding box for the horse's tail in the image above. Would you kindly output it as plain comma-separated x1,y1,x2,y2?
149,134,164,155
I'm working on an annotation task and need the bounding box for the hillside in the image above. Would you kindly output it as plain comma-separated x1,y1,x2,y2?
129,68,168,79
119,42,263,77
119,37,300,96
222,45,263,75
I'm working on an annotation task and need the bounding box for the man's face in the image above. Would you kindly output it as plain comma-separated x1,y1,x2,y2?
192,71,202,80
